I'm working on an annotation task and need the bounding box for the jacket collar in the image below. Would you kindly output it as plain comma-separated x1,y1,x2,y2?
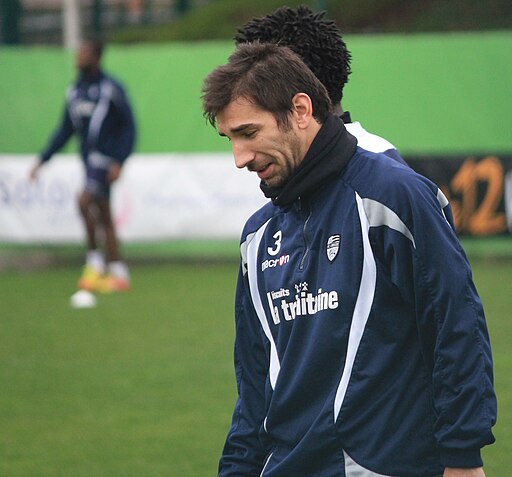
340,111,352,123
78,69,104,85
260,114,357,206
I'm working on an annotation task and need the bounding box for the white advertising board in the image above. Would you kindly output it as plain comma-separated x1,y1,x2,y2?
0,154,267,243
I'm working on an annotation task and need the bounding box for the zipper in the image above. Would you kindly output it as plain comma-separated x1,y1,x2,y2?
299,199,312,270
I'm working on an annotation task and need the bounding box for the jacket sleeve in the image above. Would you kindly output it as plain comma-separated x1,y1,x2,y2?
109,83,136,163
385,175,497,468
218,266,271,476
40,102,75,163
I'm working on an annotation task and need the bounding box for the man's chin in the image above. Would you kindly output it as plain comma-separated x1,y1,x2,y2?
262,177,285,189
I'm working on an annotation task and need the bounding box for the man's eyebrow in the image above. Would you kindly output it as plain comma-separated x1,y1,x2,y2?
219,123,255,137
218,123,258,138
230,123,254,134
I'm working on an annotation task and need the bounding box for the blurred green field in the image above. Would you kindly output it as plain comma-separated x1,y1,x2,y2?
0,260,510,476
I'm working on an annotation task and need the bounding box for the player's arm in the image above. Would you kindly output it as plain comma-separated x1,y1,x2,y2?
218,268,271,476
110,83,136,163
101,83,136,183
386,175,496,469
31,102,75,180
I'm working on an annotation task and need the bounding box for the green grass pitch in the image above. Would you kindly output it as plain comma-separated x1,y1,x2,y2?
0,260,510,476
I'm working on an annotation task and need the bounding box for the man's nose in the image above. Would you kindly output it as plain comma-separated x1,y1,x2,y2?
232,141,255,169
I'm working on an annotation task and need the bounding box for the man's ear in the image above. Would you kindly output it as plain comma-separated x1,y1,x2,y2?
291,93,314,129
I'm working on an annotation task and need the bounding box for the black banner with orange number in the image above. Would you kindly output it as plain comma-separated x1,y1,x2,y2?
405,155,512,236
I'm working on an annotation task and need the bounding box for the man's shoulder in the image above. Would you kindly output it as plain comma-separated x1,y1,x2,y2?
347,147,436,202
241,200,279,241
345,121,396,152
99,72,128,95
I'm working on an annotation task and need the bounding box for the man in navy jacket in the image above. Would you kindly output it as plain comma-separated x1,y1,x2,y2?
202,43,496,477
30,40,136,292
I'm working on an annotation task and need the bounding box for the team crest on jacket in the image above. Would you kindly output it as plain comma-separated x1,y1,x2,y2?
326,234,341,262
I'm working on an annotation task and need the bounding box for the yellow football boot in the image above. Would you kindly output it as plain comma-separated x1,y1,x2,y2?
77,265,104,292
97,274,131,293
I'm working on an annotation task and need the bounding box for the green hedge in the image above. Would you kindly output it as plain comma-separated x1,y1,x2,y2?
107,0,512,42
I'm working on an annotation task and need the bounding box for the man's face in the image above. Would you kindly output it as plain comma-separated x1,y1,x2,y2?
76,43,99,75
216,97,305,188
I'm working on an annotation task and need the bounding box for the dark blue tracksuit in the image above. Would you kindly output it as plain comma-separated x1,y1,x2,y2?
219,115,496,477
40,70,136,198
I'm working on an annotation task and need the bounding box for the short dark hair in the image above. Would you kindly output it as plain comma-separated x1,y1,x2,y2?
235,5,351,106
202,42,331,129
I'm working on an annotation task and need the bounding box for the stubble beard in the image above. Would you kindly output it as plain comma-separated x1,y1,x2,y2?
264,129,303,189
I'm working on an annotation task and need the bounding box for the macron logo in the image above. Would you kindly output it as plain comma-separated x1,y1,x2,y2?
262,254,290,272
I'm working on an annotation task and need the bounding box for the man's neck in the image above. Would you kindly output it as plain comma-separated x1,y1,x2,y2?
300,119,322,164
79,67,101,82
332,103,343,116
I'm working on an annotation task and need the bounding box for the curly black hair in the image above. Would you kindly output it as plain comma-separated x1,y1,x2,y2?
235,5,351,106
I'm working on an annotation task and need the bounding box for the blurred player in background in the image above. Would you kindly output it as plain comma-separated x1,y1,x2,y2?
235,5,407,165
30,39,136,293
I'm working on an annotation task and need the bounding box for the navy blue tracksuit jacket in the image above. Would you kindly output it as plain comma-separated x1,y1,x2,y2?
41,70,136,165
219,115,496,477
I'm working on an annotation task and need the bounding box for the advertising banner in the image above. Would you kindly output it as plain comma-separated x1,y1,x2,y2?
407,155,512,236
0,154,266,243
1,154,511,243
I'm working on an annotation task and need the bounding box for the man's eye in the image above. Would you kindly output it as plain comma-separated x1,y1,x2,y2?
243,131,256,138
